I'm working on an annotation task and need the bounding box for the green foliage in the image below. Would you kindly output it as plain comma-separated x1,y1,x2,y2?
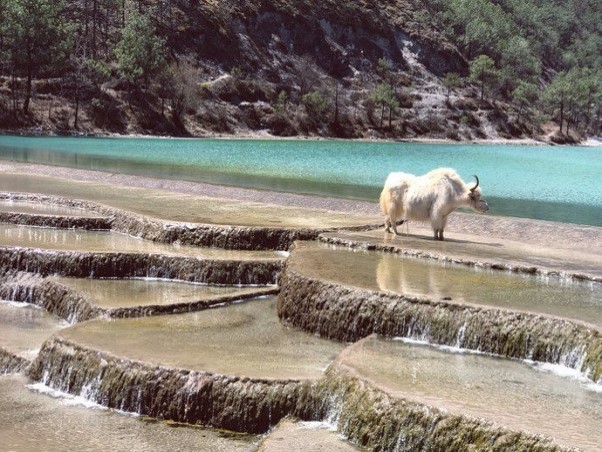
274,90,288,114
115,9,166,87
85,59,112,91
370,83,399,129
544,67,602,134
512,81,539,122
498,36,540,97
469,55,498,101
376,58,393,80
425,0,602,105
442,73,461,100
230,66,244,80
302,91,329,118
2,0,72,113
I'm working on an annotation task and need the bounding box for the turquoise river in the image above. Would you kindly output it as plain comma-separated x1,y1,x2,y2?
0,135,600,226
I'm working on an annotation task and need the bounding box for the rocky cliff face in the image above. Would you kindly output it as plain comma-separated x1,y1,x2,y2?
2,0,534,141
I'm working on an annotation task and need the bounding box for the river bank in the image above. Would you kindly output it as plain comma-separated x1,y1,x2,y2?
1,160,601,254
3,128,596,147
1,159,601,450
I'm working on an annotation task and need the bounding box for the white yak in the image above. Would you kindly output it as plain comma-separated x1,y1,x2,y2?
379,168,489,240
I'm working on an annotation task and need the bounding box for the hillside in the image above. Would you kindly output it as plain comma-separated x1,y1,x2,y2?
0,0,600,142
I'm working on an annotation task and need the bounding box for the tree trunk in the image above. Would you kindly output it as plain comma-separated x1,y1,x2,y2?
11,74,18,115
23,72,32,114
559,100,564,134
74,82,80,130
92,0,97,59
334,82,339,124
380,104,385,128
388,106,392,129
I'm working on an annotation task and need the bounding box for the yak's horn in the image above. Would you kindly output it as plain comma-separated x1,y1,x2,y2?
470,175,480,192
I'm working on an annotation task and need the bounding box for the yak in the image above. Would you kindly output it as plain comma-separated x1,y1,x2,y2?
379,168,489,241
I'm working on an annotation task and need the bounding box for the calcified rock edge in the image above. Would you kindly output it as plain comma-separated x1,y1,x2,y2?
0,189,597,450
0,248,281,286
277,258,602,384
28,337,570,451
320,234,602,283
0,271,278,323
0,192,376,250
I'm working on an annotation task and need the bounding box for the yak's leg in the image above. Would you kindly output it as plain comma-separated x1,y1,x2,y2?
384,218,392,233
393,219,406,236
431,213,448,241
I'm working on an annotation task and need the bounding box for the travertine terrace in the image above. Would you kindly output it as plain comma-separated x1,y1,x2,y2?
2,163,601,450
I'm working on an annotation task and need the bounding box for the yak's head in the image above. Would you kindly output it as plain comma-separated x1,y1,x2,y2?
468,175,489,213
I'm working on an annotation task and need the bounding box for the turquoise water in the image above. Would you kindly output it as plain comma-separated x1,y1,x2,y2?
0,135,600,226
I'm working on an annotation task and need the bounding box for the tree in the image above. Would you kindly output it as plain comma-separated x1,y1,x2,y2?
69,39,111,129
469,54,498,101
156,61,199,124
442,72,461,101
512,81,539,123
4,0,72,114
543,71,571,134
370,83,399,129
274,90,288,115
115,8,166,91
302,91,329,119
498,36,540,99
376,57,394,82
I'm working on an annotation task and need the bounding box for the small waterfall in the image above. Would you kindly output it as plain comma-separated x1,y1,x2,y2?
278,267,602,383
312,366,569,452
455,322,467,348
29,337,315,434
0,249,281,286
1,347,30,374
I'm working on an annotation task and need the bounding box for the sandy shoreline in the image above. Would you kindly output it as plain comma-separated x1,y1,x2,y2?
1,160,601,254
3,129,601,147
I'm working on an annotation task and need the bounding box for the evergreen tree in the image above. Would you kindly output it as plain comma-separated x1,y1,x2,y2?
370,83,399,129
4,0,72,114
469,55,498,101
442,73,462,101
512,81,539,123
115,8,165,90
543,71,571,134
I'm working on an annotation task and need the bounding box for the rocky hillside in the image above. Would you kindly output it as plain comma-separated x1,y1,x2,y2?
0,0,599,142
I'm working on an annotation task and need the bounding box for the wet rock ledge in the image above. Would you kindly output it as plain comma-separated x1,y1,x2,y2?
277,244,602,383
29,337,316,434
0,192,379,251
25,297,345,434
0,347,29,374
0,211,110,230
314,362,572,451
0,272,278,323
0,247,281,286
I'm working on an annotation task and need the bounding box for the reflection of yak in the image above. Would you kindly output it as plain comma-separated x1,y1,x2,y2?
379,168,489,240
376,254,451,300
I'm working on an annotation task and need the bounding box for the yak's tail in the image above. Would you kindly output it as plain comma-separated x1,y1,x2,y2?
379,188,389,215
